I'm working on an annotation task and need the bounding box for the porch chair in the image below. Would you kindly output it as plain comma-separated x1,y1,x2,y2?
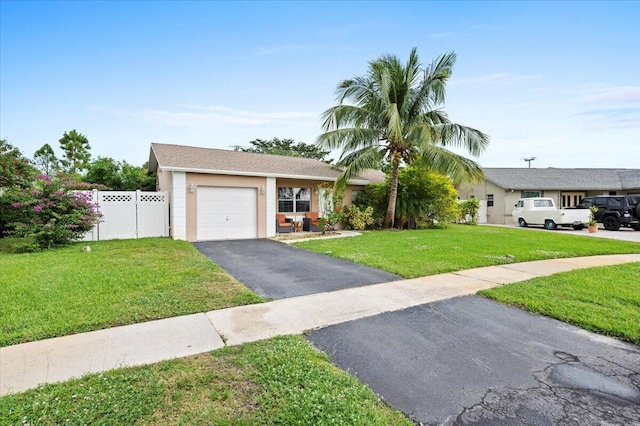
276,214,293,233
303,212,322,232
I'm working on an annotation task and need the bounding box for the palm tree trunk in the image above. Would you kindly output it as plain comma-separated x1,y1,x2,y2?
384,160,400,228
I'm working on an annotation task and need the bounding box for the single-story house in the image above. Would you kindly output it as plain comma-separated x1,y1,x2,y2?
148,143,384,241
457,168,640,225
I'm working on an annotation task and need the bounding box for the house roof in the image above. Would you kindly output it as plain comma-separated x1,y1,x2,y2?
148,143,385,184
483,168,640,191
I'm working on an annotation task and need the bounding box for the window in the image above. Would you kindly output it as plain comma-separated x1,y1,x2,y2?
594,197,607,208
351,190,361,203
607,197,622,208
533,199,553,207
487,194,494,207
579,197,593,207
522,191,541,198
278,187,310,213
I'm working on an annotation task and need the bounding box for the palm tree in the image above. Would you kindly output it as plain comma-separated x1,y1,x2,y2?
317,48,489,228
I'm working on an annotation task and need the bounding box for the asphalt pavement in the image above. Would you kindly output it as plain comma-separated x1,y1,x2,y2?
307,295,640,425
193,238,400,299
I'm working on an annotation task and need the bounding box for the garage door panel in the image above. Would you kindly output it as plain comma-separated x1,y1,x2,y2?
197,187,257,240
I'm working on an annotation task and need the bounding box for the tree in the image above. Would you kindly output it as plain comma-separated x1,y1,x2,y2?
241,138,330,162
84,157,120,189
84,157,156,191
0,139,37,189
317,48,489,228
33,143,59,176
119,162,156,191
59,130,91,174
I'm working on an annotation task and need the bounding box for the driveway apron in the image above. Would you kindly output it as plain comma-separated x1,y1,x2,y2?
307,295,640,425
193,239,401,299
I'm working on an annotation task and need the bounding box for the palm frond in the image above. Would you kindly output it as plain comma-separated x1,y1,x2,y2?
316,127,381,152
385,103,403,145
335,146,386,189
320,104,376,132
417,145,485,185
437,123,489,156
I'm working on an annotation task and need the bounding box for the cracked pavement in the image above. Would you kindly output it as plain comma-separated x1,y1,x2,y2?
306,295,640,425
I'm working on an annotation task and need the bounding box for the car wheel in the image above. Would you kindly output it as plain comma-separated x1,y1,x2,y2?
636,205,640,218
518,218,527,227
603,216,621,231
544,220,557,230
631,223,640,231
572,224,584,231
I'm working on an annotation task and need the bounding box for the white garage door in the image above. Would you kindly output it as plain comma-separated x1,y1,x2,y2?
197,187,258,240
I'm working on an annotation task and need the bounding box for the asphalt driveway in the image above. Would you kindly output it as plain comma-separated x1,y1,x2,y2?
307,295,640,425
193,239,400,299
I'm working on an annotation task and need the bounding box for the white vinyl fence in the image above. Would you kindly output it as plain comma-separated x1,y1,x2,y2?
82,190,169,241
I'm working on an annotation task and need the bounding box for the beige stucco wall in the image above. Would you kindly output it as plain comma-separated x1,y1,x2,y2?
185,173,268,242
156,168,177,237
344,185,363,205
459,180,510,224
156,167,172,193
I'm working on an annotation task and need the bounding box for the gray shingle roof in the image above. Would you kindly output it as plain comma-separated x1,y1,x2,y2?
483,168,640,191
149,143,385,184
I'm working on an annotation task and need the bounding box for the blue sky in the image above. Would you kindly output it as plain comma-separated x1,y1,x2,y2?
1,1,639,169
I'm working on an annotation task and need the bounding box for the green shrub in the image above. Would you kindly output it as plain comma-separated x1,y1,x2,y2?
342,205,376,230
394,167,460,229
353,183,388,228
353,168,460,229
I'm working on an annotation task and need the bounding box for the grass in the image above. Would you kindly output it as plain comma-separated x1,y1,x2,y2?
480,263,640,344
0,238,263,347
294,225,640,278
0,335,412,425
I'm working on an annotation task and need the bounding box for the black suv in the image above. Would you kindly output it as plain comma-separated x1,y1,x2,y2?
573,195,640,231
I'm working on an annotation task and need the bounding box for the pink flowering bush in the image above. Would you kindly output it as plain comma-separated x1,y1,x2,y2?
0,174,102,250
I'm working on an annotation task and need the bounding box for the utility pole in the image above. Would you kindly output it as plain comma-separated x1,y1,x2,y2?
522,157,536,168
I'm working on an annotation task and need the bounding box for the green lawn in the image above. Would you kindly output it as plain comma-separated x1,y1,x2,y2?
480,262,640,344
0,238,263,347
294,225,640,278
0,336,411,425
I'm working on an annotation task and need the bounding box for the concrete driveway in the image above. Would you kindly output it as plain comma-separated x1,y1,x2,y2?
193,239,400,299
307,296,640,425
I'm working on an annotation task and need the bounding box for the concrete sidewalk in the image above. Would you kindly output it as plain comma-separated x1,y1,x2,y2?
2,253,639,396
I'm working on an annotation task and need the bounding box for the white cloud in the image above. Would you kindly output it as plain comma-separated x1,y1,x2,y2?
578,86,640,103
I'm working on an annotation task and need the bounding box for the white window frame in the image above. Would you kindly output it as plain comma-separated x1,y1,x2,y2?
277,187,311,213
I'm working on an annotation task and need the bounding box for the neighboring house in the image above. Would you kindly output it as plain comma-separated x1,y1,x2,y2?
148,143,384,241
457,168,640,225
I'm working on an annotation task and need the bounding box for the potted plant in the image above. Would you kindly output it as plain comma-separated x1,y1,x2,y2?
587,205,599,233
